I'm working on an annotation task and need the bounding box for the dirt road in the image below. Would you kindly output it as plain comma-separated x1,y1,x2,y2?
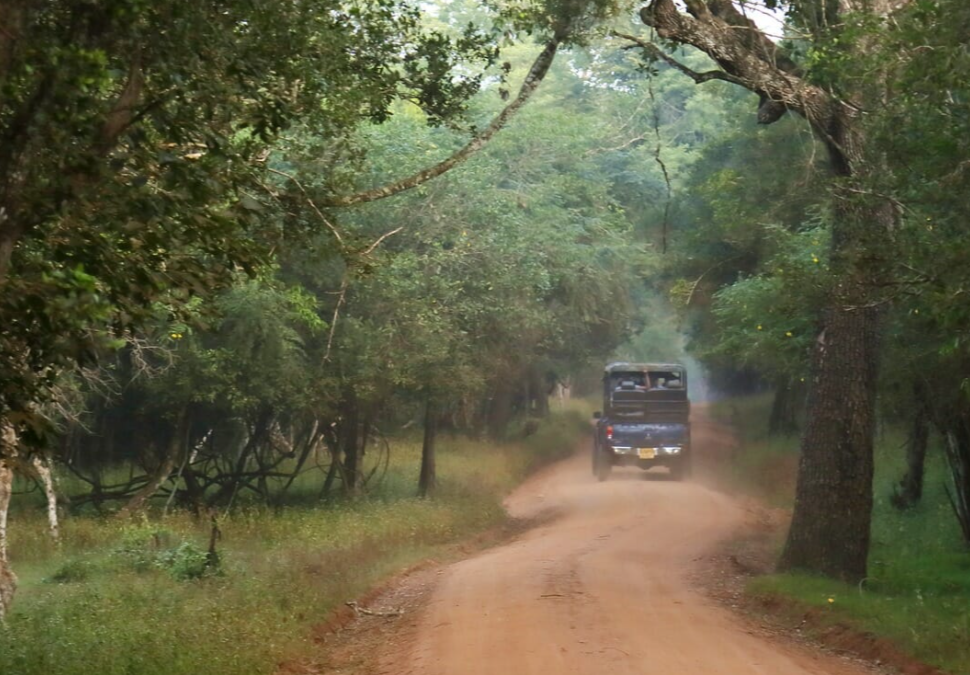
371,409,874,675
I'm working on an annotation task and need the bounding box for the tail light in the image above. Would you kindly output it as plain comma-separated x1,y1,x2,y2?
606,425,613,440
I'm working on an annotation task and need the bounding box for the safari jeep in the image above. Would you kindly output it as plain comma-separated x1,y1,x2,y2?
592,362,692,481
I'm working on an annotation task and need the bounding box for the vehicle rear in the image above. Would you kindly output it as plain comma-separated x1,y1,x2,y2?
593,363,692,480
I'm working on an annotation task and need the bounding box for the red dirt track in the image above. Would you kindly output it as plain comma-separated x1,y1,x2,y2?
356,407,878,675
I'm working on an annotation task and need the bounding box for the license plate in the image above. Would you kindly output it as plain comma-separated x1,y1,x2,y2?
638,448,657,459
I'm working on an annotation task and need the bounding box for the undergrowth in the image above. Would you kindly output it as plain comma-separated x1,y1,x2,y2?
0,406,590,675
712,394,970,674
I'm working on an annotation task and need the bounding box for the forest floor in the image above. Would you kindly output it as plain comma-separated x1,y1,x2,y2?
309,406,902,675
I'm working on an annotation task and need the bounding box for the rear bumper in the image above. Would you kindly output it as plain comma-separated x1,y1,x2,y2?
610,445,684,456
606,445,688,468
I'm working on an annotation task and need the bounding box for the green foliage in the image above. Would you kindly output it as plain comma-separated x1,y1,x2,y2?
0,0,504,430
154,542,212,581
705,225,831,381
44,559,92,585
273,38,654,426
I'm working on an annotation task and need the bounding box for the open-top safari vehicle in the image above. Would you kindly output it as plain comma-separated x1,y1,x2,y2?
592,362,691,481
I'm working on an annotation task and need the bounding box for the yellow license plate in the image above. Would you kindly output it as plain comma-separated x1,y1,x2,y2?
638,448,657,459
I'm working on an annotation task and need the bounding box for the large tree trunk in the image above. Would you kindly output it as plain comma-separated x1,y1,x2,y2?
778,139,893,582
418,397,437,498
779,300,879,582
0,421,18,623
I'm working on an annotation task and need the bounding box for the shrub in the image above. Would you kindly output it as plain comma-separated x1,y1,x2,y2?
154,542,212,581
45,559,91,584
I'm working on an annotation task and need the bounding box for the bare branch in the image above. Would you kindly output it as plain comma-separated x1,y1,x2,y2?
324,275,348,364
99,54,144,152
685,255,743,307
362,226,404,256
321,38,561,208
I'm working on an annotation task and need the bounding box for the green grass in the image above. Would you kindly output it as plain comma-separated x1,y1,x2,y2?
0,407,590,675
713,394,970,674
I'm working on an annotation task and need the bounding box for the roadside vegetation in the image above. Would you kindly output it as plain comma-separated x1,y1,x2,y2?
0,407,588,675
713,396,970,675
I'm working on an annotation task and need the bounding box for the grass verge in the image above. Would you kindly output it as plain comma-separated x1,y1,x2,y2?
0,406,591,675
711,394,970,675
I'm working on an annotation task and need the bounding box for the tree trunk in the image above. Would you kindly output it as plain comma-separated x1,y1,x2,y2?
635,0,901,584
32,453,59,542
778,299,879,582
181,466,206,516
278,421,320,500
321,443,341,497
340,390,360,492
892,384,930,509
117,409,188,518
418,397,437,498
942,419,970,545
0,421,18,623
778,161,893,583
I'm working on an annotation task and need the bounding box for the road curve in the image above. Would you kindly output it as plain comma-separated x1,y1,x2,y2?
381,408,873,675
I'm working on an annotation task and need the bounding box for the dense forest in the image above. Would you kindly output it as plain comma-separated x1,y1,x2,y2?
1,0,970,672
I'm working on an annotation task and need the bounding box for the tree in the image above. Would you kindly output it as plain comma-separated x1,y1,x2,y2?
622,0,908,582
869,0,970,527
0,0,506,425
0,0,508,620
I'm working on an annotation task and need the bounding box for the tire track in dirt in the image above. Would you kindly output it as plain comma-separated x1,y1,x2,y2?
369,406,877,675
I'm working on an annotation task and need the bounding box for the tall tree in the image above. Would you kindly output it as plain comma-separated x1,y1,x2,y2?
622,0,905,582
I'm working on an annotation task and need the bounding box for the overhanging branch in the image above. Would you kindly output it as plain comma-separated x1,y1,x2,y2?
613,31,744,86
321,38,561,208
639,0,837,128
